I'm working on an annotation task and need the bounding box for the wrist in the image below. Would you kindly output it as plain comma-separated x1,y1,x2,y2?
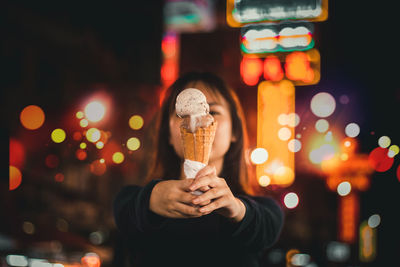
231,198,246,223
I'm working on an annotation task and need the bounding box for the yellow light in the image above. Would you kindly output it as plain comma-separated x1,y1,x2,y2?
258,175,271,187
341,153,349,161
86,128,101,143
129,115,144,130
51,129,66,143
112,152,125,164
80,142,87,149
96,141,104,149
388,145,399,158
76,111,84,119
127,137,140,151
80,119,89,128
85,101,105,122
273,166,295,186
250,148,269,164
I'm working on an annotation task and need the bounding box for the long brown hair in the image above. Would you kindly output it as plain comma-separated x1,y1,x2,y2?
146,72,259,195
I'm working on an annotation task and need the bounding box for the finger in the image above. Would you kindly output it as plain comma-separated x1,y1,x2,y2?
177,191,196,205
173,202,203,217
179,178,195,191
198,199,211,206
190,175,224,192
192,188,226,205
195,165,216,179
199,197,229,214
199,185,211,192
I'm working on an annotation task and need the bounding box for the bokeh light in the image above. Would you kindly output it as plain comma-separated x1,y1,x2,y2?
54,173,64,182
112,152,125,164
378,136,391,148
337,181,351,196
258,175,271,187
345,123,360,138
129,115,144,130
10,165,22,190
86,128,101,143
368,214,381,228
310,92,336,118
45,154,59,168
73,131,83,141
80,142,87,149
388,145,399,158
20,105,45,130
90,160,106,176
84,101,105,122
397,164,400,182
96,141,104,149
284,192,299,209
22,221,35,235
315,119,329,133
278,127,291,141
76,111,84,119
76,149,87,161
127,137,140,151
277,113,288,125
288,139,302,152
9,138,25,168
274,166,295,186
250,148,269,164
286,113,300,127
80,119,89,127
51,129,66,143
81,252,100,267
368,147,394,172
309,144,336,164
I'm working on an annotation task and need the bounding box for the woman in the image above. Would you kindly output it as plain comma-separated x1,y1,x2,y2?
113,72,284,267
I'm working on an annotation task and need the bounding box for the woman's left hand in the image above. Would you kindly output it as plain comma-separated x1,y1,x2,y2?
189,165,246,222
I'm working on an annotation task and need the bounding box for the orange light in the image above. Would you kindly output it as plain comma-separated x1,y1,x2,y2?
285,51,314,83
10,165,22,190
257,80,295,187
263,56,284,81
161,59,178,86
54,173,64,182
90,160,107,176
339,193,359,243
20,105,45,130
241,57,263,86
81,253,100,267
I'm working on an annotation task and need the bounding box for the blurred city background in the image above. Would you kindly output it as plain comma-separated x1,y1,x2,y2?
3,1,400,266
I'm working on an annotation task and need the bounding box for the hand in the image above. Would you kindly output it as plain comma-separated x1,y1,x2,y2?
149,179,204,219
189,166,246,222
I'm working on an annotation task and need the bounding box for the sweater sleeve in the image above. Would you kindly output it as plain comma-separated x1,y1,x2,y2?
220,195,284,251
113,179,168,235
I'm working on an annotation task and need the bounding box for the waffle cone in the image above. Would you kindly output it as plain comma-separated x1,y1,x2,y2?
180,121,217,164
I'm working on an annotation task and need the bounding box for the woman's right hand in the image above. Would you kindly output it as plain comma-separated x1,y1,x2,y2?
149,179,206,219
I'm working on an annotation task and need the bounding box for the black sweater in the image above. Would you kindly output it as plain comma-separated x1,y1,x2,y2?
113,179,284,267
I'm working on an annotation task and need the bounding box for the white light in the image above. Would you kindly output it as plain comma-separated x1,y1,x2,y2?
315,119,329,133
291,253,310,266
84,101,105,122
310,92,336,118
288,139,302,152
345,123,360,138
337,181,351,196
378,136,391,148
6,255,28,267
284,192,299,209
278,127,291,141
258,175,271,187
250,148,269,164
287,113,300,127
368,214,381,228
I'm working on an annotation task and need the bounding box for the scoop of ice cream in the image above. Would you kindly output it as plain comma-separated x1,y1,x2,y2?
176,88,209,117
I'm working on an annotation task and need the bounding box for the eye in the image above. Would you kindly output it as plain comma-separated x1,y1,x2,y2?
210,111,220,116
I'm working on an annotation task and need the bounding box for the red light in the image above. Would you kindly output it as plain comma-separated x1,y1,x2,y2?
263,56,283,81
45,154,59,168
368,147,394,172
397,164,400,182
240,57,263,86
10,138,25,168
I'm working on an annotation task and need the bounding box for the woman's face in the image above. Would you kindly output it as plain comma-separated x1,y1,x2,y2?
169,81,234,167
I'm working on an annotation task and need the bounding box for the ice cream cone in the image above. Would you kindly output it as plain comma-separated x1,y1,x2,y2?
180,121,217,164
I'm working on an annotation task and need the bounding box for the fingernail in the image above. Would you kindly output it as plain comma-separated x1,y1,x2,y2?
200,208,207,213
